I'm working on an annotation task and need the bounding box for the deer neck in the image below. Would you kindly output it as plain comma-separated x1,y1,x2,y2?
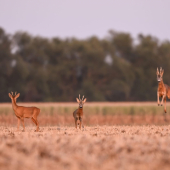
158,80,164,85
11,99,18,111
78,107,83,112
158,80,165,89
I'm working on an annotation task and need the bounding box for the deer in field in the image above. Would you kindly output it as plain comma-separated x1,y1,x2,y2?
8,92,40,132
157,67,170,114
73,94,86,129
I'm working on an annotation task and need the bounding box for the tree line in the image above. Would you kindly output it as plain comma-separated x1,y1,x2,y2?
0,27,170,102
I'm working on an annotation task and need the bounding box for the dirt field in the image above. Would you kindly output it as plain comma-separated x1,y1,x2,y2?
0,125,170,170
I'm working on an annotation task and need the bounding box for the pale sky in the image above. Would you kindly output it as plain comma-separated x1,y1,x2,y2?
0,0,170,41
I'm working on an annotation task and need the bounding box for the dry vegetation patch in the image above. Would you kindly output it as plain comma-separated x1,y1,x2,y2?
1,102,170,126
0,126,170,170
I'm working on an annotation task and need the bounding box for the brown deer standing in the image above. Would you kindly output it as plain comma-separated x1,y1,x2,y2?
157,67,170,114
9,92,40,132
73,94,86,129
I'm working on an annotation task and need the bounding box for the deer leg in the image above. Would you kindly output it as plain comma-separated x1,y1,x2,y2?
164,98,167,113
32,117,39,132
79,117,83,130
75,118,78,129
33,117,39,132
157,92,160,106
161,94,166,106
31,117,37,125
32,110,40,132
163,98,167,122
17,118,20,131
35,119,39,132
21,118,25,132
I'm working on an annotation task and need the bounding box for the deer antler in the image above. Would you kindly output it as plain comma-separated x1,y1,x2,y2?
160,67,162,73
15,92,17,95
79,94,81,100
11,91,13,95
82,95,84,100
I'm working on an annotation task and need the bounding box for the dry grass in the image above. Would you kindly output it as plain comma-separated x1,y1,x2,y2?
0,125,170,170
1,102,170,126
1,103,170,170
1,102,170,115
1,114,170,127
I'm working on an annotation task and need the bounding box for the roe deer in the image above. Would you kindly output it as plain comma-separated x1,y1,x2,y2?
9,92,40,132
157,67,170,114
73,94,86,129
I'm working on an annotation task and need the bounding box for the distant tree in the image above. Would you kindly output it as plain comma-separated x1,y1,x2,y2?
0,27,170,102
109,30,133,61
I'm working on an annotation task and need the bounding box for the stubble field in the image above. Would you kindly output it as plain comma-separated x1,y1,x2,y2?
1,126,170,170
1,102,170,170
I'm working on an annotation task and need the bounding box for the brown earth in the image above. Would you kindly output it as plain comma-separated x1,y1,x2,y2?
0,125,170,170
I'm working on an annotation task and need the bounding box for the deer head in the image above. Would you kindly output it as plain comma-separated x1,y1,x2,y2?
76,94,86,108
156,67,164,82
8,91,20,101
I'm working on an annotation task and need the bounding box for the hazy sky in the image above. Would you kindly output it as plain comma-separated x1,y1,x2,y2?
0,0,170,41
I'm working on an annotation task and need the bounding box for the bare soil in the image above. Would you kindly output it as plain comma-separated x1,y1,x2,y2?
0,125,170,170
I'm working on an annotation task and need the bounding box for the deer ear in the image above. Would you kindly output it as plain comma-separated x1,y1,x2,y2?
8,93,12,98
160,69,164,76
76,98,80,103
83,98,87,103
15,93,20,99
162,69,164,75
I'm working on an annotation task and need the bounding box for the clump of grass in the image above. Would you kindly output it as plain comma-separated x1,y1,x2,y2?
130,107,135,116
102,107,108,115
50,107,54,116
0,107,12,116
95,107,99,115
